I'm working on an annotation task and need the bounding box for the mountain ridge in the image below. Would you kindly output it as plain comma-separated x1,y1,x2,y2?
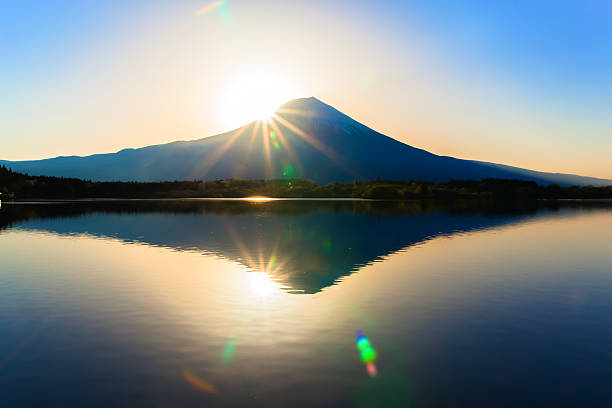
1,97,610,186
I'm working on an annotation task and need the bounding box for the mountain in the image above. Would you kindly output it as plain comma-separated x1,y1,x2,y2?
1,97,610,186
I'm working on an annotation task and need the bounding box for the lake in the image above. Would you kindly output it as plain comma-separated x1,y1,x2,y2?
1,199,612,407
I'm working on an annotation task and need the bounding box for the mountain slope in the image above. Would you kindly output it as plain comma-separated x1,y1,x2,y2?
1,97,610,186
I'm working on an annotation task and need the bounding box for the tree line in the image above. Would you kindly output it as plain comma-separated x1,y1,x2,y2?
1,165,611,200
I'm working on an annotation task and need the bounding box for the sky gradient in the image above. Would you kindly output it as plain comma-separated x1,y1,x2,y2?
2,0,611,178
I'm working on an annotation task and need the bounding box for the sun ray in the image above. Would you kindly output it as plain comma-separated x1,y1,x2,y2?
222,219,258,269
220,212,303,292
267,117,302,174
275,107,322,118
261,120,273,179
272,113,341,165
266,236,282,273
257,240,265,272
247,120,260,153
188,123,250,179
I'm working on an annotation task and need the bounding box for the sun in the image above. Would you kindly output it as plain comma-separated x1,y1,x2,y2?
221,70,297,127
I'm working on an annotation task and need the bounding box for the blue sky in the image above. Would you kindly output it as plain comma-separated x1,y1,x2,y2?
2,0,611,177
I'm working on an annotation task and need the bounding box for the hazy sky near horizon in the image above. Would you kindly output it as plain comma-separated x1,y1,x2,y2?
2,0,611,178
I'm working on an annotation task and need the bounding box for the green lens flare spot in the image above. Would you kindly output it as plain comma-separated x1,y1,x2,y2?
360,347,377,363
270,131,277,139
222,338,237,364
356,337,371,350
273,141,280,151
282,165,294,177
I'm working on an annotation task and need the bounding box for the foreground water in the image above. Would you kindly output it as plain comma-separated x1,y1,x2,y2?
1,199,612,407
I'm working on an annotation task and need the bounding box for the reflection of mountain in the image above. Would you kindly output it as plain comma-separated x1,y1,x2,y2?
2,200,608,293
2,98,611,186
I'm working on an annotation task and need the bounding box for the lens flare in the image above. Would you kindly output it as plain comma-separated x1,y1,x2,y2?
356,330,378,377
196,1,232,25
282,165,294,177
196,1,225,15
183,370,217,394
222,338,237,364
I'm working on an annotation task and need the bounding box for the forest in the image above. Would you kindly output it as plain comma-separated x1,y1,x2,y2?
1,165,611,200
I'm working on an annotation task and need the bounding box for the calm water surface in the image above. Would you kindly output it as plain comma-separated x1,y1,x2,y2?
1,199,612,407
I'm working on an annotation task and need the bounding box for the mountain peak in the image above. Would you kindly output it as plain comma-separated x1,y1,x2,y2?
278,96,332,112
276,97,349,124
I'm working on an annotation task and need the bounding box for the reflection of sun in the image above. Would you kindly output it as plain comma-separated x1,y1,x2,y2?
222,70,297,126
248,272,280,297
246,196,275,202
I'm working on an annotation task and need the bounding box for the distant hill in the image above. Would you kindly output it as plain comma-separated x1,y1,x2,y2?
2,97,610,186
